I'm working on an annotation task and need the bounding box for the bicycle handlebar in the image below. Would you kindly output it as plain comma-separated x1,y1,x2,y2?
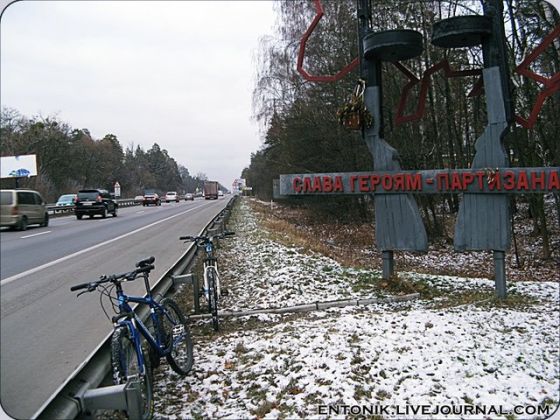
70,282,95,292
180,231,235,243
70,259,155,293
107,264,154,282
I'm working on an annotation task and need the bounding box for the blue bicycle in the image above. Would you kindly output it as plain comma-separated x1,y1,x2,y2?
70,256,193,419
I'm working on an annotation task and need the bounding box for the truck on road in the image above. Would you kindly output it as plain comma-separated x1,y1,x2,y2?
203,181,219,200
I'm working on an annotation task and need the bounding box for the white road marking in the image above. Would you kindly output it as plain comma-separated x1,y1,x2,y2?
20,231,52,239
1,204,206,286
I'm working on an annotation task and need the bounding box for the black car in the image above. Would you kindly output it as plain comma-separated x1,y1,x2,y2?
75,189,118,219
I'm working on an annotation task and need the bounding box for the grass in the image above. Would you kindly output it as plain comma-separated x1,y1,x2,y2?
234,342,249,354
354,385,372,400
375,389,391,401
377,274,424,296
178,198,544,347
482,289,541,310
150,197,557,420
427,287,541,310
462,395,474,404
351,354,365,365
254,201,372,268
349,270,447,300
252,400,277,418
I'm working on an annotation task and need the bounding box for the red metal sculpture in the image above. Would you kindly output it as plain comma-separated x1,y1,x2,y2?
514,25,560,128
297,0,359,82
298,0,559,128
394,60,482,125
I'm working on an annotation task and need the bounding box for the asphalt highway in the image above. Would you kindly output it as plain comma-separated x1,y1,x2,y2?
0,198,230,419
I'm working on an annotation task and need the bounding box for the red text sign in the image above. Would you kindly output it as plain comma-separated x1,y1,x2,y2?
281,168,559,195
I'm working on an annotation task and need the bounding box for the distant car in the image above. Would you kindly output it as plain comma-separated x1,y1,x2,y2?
184,193,194,201
0,189,49,230
8,168,30,177
134,195,144,203
75,189,118,219
143,193,161,206
165,191,179,203
56,194,77,207
218,190,224,197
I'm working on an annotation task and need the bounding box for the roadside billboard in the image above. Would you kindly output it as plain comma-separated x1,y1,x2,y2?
0,155,38,178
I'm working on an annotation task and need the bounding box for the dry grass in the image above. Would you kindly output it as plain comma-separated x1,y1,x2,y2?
251,199,559,283
170,197,552,326
255,203,376,268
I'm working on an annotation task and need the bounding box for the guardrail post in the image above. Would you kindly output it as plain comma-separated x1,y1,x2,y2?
192,274,200,313
207,227,220,237
171,273,200,313
215,220,224,234
76,381,142,418
124,381,143,419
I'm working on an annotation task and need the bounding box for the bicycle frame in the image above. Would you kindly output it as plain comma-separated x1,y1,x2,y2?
113,275,173,363
71,255,193,397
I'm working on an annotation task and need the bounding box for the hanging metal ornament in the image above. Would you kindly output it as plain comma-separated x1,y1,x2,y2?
337,79,373,130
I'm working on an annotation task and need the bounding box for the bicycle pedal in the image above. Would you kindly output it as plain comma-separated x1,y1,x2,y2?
173,324,185,338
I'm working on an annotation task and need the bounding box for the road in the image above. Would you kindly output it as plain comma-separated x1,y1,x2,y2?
0,198,230,419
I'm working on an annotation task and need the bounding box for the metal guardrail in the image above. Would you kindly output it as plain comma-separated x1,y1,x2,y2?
47,198,141,216
34,196,237,419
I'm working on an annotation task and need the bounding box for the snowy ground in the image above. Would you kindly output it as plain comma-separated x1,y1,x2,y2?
152,198,559,419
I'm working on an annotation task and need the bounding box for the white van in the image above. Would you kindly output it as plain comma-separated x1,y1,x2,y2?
0,189,49,230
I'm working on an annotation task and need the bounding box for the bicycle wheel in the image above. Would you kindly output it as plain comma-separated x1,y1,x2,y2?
160,298,194,375
207,268,219,331
111,326,154,420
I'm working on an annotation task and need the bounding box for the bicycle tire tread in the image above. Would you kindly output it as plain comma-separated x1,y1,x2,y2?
161,298,194,375
110,326,154,419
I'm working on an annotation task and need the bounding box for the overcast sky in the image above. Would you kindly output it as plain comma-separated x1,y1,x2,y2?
2,1,559,191
1,1,276,189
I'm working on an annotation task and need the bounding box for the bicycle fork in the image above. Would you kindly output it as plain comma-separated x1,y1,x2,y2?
113,319,147,383
203,263,220,299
